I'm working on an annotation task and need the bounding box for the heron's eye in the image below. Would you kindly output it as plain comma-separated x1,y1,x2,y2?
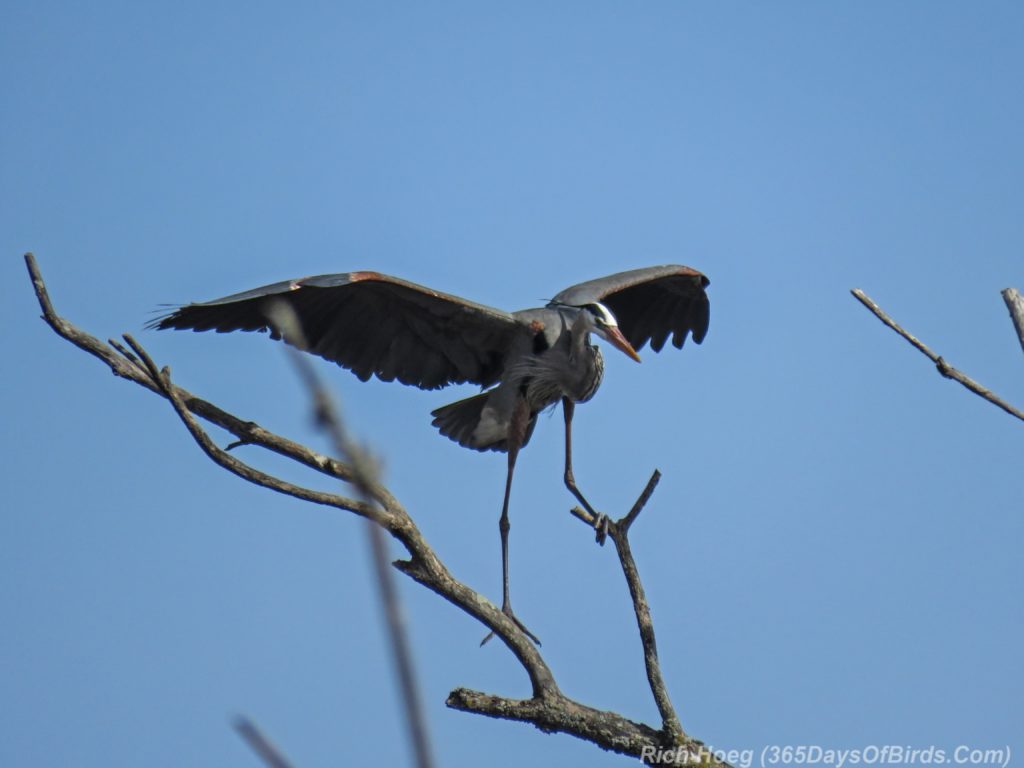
584,302,617,327
585,304,606,324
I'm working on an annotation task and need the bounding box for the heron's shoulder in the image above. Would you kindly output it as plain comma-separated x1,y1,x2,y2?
512,307,574,332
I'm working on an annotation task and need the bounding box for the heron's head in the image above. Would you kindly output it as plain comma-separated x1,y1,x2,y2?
579,302,641,363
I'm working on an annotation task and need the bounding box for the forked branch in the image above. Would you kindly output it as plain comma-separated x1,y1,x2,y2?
570,470,682,738
25,252,725,765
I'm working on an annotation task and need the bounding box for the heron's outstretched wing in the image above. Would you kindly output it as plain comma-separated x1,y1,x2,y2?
150,272,523,389
550,265,710,353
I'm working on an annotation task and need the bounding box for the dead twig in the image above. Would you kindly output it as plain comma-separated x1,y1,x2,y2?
123,333,378,521
851,288,1024,424
233,717,296,768
25,253,380,492
571,470,683,739
1002,287,1024,358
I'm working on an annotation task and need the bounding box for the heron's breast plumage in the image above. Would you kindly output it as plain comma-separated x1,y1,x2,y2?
573,345,603,403
521,340,603,408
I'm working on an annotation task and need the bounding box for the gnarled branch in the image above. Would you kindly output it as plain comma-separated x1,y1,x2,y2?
25,252,726,765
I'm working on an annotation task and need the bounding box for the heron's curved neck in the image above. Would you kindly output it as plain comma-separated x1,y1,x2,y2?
569,311,595,360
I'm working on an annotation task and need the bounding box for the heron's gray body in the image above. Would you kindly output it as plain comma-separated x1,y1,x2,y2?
512,307,605,406
432,306,604,452
152,264,710,640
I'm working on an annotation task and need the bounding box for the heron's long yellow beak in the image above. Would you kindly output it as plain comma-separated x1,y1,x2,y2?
606,326,642,363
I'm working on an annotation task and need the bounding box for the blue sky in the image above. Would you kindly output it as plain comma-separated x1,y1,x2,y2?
2,2,1022,766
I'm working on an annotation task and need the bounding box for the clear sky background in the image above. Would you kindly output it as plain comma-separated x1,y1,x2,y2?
2,3,1022,766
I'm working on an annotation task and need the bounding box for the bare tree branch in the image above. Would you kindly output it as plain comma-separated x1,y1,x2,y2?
25,252,728,765
1002,287,1024,358
25,253,376,490
571,470,683,739
121,333,377,519
233,717,296,768
445,688,665,752
851,288,1024,424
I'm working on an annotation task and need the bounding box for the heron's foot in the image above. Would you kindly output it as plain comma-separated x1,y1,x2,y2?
480,603,541,647
593,512,611,546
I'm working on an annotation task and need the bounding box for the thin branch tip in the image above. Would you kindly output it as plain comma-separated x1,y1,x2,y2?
569,505,595,526
1001,287,1024,357
620,468,661,530
233,716,296,768
851,288,1024,424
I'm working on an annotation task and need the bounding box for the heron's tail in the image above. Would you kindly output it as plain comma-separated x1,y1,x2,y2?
431,392,536,453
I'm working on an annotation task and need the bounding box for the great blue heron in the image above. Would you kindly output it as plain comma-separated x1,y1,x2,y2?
153,265,710,642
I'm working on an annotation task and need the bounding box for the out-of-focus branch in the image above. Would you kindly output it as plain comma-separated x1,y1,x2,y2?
1002,287,1024,357
233,717,295,768
266,301,435,768
851,288,1024,424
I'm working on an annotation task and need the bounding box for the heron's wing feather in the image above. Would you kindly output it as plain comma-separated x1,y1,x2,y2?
550,265,710,352
150,271,522,389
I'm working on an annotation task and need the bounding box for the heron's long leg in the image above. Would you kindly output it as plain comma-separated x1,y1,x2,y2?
498,437,518,611
482,396,540,646
562,397,609,543
562,397,598,517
